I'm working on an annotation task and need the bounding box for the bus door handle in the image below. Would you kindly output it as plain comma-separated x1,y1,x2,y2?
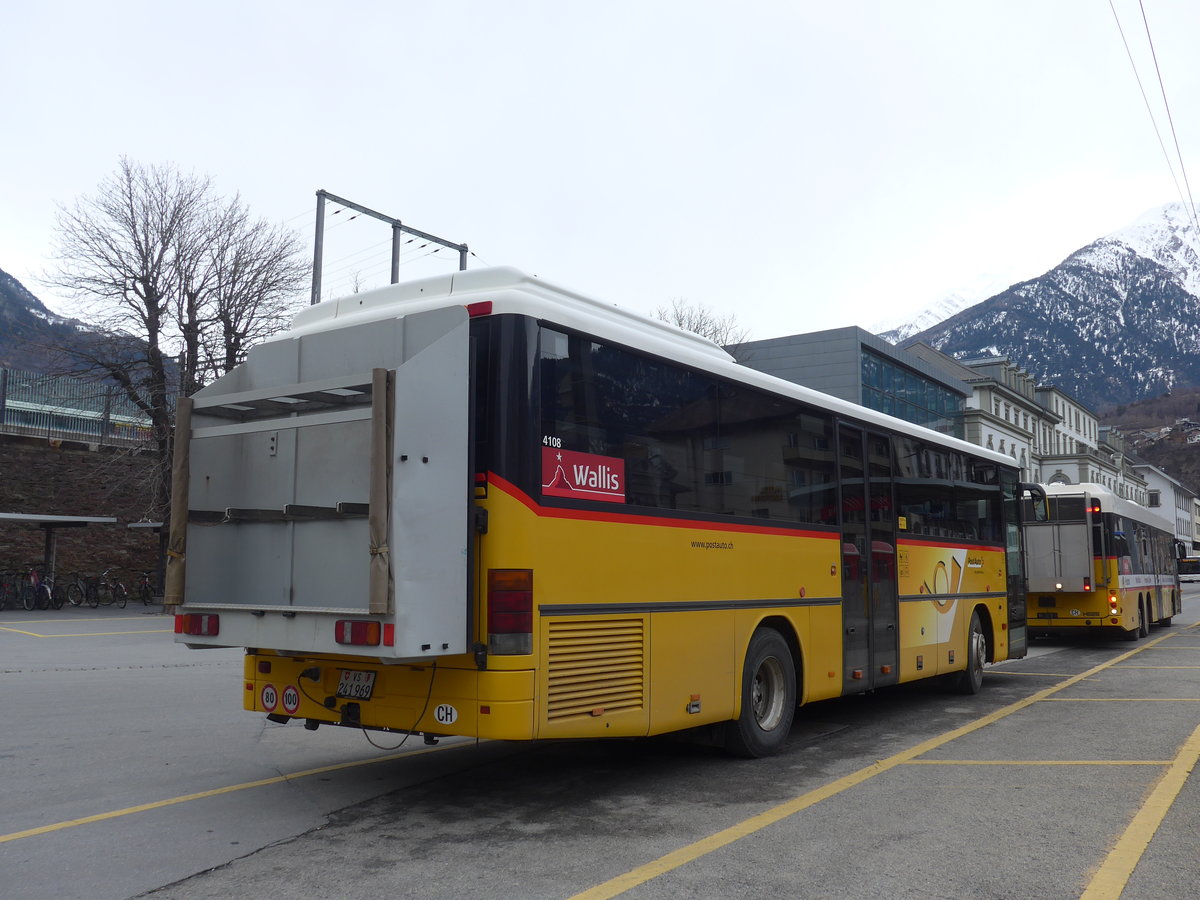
846,626,856,634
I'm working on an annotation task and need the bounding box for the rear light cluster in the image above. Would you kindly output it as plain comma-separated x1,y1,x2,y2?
175,613,219,636
334,620,395,647
488,569,533,655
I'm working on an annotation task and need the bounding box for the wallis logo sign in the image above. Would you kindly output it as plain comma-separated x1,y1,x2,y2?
541,447,626,503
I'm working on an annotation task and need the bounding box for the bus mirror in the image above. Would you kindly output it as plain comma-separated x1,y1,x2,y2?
1020,483,1047,523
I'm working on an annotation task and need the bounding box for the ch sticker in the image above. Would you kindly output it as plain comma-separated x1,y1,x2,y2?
434,704,458,725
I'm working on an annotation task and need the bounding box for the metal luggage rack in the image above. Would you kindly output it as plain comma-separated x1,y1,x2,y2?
190,373,376,423
189,502,369,525
186,370,389,526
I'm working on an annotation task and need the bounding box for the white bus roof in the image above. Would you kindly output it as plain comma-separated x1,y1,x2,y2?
1040,482,1175,533
286,266,1016,469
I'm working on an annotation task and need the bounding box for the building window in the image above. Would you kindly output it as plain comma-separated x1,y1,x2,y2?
1148,490,1161,508
859,350,963,436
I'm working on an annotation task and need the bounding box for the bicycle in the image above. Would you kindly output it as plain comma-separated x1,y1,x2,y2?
21,564,54,611
93,568,127,609
64,572,92,607
0,571,17,610
135,571,155,606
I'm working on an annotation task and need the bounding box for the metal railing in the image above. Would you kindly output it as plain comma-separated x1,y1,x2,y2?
0,368,154,448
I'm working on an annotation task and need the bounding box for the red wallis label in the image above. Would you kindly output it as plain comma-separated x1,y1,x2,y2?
541,447,625,503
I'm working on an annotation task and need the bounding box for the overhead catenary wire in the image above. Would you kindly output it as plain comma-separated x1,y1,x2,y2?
1108,0,1200,237
1135,0,1199,231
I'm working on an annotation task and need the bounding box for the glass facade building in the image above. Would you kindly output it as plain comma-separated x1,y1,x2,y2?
860,348,963,430
730,327,967,438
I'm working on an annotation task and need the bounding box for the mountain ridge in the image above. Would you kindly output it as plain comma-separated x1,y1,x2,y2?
895,202,1200,410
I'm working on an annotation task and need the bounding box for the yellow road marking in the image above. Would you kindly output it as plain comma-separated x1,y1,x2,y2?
1080,722,1200,899
0,627,172,637
1043,697,1200,702
1117,665,1200,669
902,759,1169,766
989,671,1075,677
0,740,473,844
569,628,1188,900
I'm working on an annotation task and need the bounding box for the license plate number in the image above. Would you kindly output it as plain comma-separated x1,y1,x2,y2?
1036,612,1058,619
337,669,376,700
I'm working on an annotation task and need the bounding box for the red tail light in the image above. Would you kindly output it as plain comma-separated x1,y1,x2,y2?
488,569,533,655
176,613,219,636
335,620,381,646
466,301,493,317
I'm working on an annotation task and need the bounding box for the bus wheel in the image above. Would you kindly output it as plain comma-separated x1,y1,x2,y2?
724,628,796,758
1138,603,1149,638
954,610,986,695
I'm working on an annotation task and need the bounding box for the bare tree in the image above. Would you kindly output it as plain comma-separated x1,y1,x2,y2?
654,297,750,348
44,157,309,518
199,194,308,382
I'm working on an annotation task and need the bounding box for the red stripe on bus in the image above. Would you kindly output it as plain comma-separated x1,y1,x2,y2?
487,472,838,541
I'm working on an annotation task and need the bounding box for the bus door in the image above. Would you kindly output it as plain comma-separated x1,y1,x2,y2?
868,431,899,688
838,425,899,694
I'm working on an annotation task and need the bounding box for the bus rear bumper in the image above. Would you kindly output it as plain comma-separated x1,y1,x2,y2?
242,653,536,741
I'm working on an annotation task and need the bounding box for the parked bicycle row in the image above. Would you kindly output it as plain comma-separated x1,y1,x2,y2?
0,566,156,611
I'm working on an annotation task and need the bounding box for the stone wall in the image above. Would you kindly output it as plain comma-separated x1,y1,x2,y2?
0,433,162,585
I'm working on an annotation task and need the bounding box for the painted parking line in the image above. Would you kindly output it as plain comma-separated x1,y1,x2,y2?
1080,721,1200,899
0,626,172,637
0,738,476,844
569,626,1198,900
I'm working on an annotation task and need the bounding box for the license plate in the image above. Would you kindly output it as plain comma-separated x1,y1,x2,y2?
336,669,376,700
1036,612,1058,619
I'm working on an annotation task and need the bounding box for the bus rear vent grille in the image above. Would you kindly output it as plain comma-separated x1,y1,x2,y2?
547,618,645,721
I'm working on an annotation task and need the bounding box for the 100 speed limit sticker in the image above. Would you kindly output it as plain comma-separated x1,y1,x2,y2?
261,683,303,714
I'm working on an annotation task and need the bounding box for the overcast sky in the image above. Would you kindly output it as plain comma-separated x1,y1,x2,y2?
4,1,1199,341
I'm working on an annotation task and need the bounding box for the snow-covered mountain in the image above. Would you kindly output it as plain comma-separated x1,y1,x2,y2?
0,266,83,371
873,273,1015,343
896,202,1200,411
874,292,978,344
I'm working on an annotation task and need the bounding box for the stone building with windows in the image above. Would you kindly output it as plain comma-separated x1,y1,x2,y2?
1132,460,1197,550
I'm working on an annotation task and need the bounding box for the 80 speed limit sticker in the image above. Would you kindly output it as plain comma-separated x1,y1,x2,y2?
261,683,279,712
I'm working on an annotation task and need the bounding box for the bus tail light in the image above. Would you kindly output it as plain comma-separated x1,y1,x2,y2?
488,569,533,655
1109,593,1119,613
1083,577,1091,592
176,613,219,636
335,620,381,646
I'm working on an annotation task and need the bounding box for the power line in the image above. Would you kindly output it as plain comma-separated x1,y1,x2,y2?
1136,0,1199,230
1108,0,1200,236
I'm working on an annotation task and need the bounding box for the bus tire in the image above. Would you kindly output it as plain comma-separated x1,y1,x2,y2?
954,610,986,695
1138,602,1149,638
724,628,796,758
1159,617,1173,627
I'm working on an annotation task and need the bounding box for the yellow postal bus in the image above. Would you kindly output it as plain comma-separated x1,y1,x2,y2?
1025,483,1181,640
171,267,1038,757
